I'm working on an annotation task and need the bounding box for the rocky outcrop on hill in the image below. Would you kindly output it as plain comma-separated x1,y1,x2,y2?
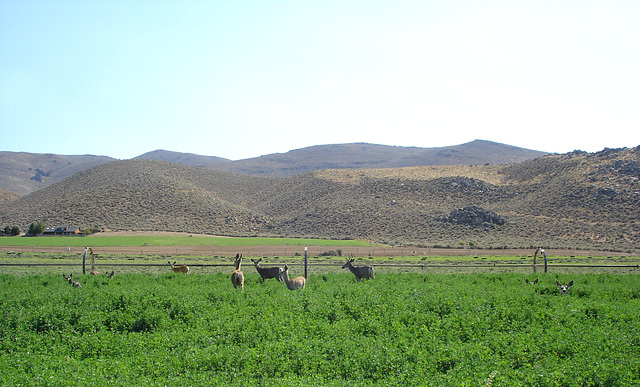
445,206,505,228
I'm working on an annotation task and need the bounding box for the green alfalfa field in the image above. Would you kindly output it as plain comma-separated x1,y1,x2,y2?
1,270,639,386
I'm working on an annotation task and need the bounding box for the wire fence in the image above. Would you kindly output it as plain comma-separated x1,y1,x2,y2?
1,260,638,276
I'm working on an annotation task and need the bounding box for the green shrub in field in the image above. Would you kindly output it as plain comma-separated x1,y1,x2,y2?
0,272,638,385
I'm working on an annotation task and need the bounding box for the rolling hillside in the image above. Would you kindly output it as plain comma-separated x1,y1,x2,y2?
1,146,638,251
0,152,116,195
152,140,548,177
0,140,546,195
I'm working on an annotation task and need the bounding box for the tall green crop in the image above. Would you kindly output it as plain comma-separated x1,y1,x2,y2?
0,272,638,385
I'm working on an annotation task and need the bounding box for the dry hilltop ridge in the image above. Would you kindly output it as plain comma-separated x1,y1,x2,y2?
1,145,639,251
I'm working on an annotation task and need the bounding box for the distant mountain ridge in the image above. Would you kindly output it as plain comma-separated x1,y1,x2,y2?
0,152,116,195
0,140,547,195
141,140,548,177
1,146,638,250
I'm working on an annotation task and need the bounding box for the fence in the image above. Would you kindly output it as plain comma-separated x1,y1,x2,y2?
0,260,638,276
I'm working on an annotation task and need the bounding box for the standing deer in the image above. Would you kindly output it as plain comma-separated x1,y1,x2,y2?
556,280,574,295
231,253,245,289
168,261,189,274
282,265,305,290
251,258,283,282
342,258,374,282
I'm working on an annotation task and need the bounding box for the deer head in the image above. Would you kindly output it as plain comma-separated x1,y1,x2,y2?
556,280,574,294
525,278,538,285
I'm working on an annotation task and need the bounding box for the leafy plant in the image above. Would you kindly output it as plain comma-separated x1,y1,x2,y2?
0,272,638,385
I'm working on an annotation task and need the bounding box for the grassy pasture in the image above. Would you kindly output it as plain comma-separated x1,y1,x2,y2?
0,272,639,385
0,234,372,248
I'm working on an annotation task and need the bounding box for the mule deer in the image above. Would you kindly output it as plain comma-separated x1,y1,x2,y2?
342,258,374,282
282,265,305,290
251,258,283,282
106,270,115,279
556,280,574,294
525,278,538,285
62,274,83,288
231,253,245,289
168,261,189,274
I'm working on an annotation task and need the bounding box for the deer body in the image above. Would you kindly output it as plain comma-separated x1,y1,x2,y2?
169,261,189,274
62,274,83,288
342,258,374,282
251,258,283,282
282,265,305,290
231,254,245,289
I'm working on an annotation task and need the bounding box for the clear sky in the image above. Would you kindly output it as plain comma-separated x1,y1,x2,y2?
2,0,639,160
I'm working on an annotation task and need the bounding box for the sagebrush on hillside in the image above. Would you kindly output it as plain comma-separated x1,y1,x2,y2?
1,146,639,251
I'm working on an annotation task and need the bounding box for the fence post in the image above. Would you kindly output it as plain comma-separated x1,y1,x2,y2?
304,247,308,279
82,247,88,275
533,248,537,273
542,249,548,273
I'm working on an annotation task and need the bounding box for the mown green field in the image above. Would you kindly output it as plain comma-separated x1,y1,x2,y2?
0,235,371,248
1,272,638,385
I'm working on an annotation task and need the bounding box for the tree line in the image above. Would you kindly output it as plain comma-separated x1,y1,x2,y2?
2,221,44,236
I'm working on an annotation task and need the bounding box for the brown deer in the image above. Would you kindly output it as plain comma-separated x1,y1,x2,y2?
168,261,189,274
251,258,283,282
342,258,374,282
231,253,245,289
556,280,574,295
62,274,83,288
525,278,538,285
282,265,305,290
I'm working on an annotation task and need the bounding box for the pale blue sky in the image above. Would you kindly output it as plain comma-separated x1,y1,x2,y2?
2,0,639,160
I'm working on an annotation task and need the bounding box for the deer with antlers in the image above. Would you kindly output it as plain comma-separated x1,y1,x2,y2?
168,261,189,274
251,258,283,282
342,257,374,282
231,253,245,289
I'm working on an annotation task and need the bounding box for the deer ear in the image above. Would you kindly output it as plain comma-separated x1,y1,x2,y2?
556,280,562,288
533,279,538,284
567,280,574,288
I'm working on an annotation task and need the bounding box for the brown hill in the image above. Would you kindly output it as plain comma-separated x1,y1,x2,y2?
134,149,230,168
0,188,20,205
0,152,116,195
0,140,546,195
210,140,547,177
1,146,638,251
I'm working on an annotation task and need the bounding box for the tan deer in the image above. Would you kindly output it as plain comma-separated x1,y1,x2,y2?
282,265,305,290
556,280,574,295
168,261,189,274
342,258,374,282
251,258,283,282
231,253,245,289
